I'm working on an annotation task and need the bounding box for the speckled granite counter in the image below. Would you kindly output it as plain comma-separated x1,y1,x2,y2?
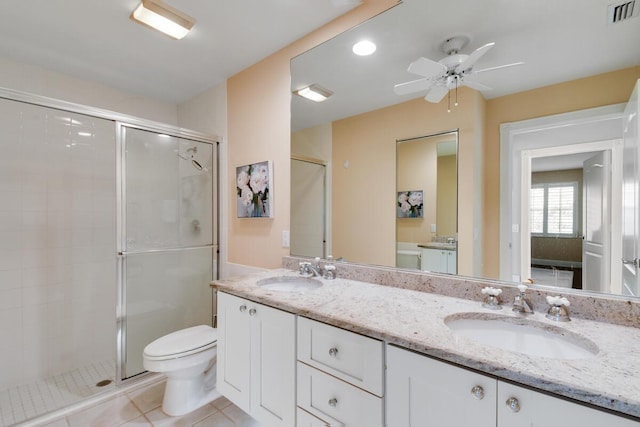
211,269,640,420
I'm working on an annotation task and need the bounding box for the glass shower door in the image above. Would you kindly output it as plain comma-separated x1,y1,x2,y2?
119,125,216,379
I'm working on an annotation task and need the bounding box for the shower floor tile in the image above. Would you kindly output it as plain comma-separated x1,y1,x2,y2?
0,360,115,427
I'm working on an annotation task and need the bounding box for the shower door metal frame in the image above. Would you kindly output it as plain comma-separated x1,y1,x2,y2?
115,122,219,383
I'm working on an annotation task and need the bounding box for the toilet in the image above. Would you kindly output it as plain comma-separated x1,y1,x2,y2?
143,325,220,416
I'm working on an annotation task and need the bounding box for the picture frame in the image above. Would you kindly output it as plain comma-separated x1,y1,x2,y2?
397,190,423,218
236,160,273,218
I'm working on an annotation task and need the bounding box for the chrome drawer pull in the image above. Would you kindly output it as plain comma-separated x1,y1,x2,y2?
249,308,257,316
328,398,338,407
506,397,521,412
328,347,339,357
239,304,247,312
471,385,485,400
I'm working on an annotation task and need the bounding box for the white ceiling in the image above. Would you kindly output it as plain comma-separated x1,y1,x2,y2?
291,0,640,131
0,0,360,103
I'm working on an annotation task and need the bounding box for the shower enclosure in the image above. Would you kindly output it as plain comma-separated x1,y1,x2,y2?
0,90,218,426
117,125,217,380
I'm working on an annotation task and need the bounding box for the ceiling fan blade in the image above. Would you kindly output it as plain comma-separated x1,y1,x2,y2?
407,57,447,78
394,78,435,96
462,78,492,91
474,61,524,73
457,42,495,72
424,85,449,103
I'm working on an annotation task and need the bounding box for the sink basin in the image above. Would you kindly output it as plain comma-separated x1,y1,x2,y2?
257,276,322,292
444,313,598,360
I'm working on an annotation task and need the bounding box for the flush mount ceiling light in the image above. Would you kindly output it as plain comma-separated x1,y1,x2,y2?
131,0,195,40
294,84,333,102
352,40,377,56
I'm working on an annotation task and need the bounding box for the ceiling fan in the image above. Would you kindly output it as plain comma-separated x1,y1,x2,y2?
394,36,523,105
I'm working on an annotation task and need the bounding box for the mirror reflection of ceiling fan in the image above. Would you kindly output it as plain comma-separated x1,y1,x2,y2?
394,35,524,108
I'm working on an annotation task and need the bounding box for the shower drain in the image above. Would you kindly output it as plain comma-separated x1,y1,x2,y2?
96,379,112,387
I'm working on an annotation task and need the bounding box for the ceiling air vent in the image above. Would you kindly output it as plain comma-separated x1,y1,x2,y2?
608,0,638,23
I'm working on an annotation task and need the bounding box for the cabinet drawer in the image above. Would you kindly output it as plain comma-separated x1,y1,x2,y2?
297,363,384,427
297,407,329,427
297,317,384,396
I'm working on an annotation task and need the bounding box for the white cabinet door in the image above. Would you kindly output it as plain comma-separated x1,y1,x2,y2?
251,300,296,427
217,292,252,413
421,248,444,272
387,345,496,427
446,250,457,273
498,381,639,427
217,292,296,427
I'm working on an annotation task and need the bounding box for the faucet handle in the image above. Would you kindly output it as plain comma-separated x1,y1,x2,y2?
481,287,503,310
546,295,571,322
299,261,313,277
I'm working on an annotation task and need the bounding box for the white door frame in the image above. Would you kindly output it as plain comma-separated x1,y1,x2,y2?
520,140,622,291
500,103,625,283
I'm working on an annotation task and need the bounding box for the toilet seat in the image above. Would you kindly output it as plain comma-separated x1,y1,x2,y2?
144,325,217,361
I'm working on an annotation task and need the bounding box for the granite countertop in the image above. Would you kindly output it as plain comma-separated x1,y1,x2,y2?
211,269,640,420
417,242,457,250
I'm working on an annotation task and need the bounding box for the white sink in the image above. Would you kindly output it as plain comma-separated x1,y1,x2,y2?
445,313,598,360
257,276,322,292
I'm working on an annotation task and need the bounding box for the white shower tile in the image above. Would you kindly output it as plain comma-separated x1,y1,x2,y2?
0,307,22,332
0,190,22,212
0,249,22,270
0,268,21,291
22,173,49,193
0,288,22,309
22,267,48,288
0,210,21,230
22,248,48,268
70,228,92,247
22,210,47,228
22,286,49,306
20,228,48,250
22,191,47,212
0,168,22,193
0,230,22,251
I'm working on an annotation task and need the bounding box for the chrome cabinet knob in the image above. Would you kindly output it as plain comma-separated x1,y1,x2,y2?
328,398,338,407
506,397,521,412
470,385,485,400
239,304,247,312
328,347,339,357
249,308,257,316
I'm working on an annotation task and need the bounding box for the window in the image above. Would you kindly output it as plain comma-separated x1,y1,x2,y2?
530,182,578,236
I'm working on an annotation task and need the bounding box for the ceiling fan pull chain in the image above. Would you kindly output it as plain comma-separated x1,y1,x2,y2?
447,88,451,113
455,76,459,107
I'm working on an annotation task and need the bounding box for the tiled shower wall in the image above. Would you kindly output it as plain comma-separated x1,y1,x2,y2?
0,98,116,390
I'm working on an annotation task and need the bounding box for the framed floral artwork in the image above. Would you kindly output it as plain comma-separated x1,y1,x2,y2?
397,190,423,218
236,160,273,218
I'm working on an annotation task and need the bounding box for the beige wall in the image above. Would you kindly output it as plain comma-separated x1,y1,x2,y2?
483,66,640,278
0,57,178,124
437,154,457,237
226,0,399,269
331,88,485,273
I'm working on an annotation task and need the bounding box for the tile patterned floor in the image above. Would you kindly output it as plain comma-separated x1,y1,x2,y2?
0,360,115,427
25,379,259,427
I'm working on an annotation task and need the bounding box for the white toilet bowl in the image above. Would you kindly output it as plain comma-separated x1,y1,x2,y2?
143,325,220,416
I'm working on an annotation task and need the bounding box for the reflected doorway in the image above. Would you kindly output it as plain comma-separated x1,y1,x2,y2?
291,157,326,258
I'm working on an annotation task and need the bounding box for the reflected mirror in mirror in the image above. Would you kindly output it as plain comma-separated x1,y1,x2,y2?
290,0,640,298
396,131,457,274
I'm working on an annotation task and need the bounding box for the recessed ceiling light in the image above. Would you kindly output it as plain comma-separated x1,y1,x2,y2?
352,40,376,56
294,84,333,102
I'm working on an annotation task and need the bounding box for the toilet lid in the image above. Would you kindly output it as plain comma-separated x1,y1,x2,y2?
144,325,218,359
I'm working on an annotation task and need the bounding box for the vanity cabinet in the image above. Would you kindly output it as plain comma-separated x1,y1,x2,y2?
421,248,456,274
387,344,496,426
387,345,639,427
296,317,385,427
216,292,296,427
497,382,639,427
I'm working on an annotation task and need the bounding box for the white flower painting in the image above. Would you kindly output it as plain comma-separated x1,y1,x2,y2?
236,160,273,218
397,190,423,218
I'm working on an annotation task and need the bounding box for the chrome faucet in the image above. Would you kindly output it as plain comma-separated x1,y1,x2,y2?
512,284,534,315
299,256,337,280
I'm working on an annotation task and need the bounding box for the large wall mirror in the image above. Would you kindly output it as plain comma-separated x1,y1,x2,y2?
290,0,640,298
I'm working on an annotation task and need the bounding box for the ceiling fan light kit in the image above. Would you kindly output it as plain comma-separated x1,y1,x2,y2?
394,35,523,110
